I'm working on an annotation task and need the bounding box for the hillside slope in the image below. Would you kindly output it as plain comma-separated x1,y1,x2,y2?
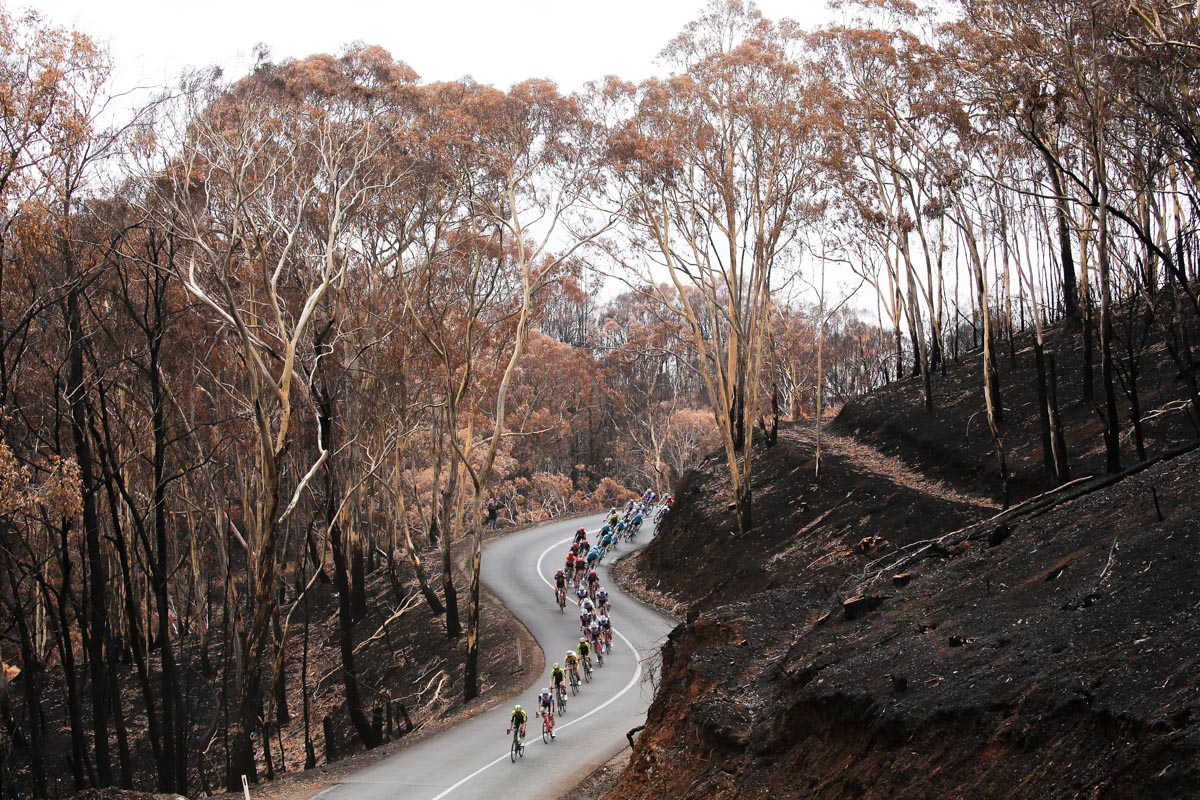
609,332,1200,799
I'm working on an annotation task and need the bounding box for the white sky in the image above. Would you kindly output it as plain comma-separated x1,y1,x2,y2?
19,0,867,309
21,0,832,92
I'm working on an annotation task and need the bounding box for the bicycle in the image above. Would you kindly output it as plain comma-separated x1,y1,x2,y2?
556,684,567,715
509,726,525,762
595,643,604,667
541,712,554,743
582,655,593,682
568,667,580,695
604,629,613,653
555,587,566,612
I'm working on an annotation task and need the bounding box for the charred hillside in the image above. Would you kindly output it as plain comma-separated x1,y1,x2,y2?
611,327,1200,799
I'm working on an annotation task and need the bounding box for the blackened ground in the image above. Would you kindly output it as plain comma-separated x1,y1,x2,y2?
609,319,1200,800
836,323,1198,504
7,536,542,800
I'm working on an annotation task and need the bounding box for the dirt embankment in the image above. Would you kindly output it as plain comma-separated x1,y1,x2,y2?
608,325,1200,799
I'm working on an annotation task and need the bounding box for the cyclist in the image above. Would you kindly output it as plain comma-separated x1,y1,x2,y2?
574,538,590,559
595,586,610,614
579,604,594,632
536,687,556,738
587,568,601,597
554,568,568,605
588,618,604,663
550,662,566,701
575,582,589,605
564,650,580,685
564,551,577,580
573,526,588,545
600,528,616,552
573,557,587,586
599,612,613,651
599,522,612,539
507,704,528,742
581,596,595,614
586,545,601,570
608,509,620,527
577,636,592,673
630,512,643,534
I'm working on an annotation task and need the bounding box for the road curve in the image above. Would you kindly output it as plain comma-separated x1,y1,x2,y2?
315,512,675,800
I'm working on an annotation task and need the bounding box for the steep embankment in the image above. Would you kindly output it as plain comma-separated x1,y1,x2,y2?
610,330,1200,799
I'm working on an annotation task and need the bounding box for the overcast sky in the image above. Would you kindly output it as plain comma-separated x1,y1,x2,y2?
22,0,833,91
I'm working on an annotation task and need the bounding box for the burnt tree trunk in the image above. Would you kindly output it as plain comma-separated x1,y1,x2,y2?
65,287,114,787
317,385,382,750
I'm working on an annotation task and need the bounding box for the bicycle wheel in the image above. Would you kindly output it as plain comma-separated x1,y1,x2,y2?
583,662,592,683
569,674,579,695
542,718,550,744
510,733,519,763
557,690,566,715
596,649,604,667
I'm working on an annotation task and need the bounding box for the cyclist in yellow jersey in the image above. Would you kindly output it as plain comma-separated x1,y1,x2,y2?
577,636,592,671
507,704,528,739
550,662,566,693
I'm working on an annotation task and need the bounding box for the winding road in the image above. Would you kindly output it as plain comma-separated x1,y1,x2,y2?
314,512,675,800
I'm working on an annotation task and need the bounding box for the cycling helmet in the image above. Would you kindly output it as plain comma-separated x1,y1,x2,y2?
589,569,597,577
541,687,549,695
577,527,586,534
553,662,560,669
514,704,524,712
567,650,576,658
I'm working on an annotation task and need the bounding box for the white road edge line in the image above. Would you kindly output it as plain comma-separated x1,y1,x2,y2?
426,528,645,800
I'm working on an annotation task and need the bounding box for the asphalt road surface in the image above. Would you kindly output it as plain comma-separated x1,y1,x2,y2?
315,511,675,800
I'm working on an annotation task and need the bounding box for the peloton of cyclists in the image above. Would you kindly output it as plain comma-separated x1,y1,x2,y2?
528,507,680,751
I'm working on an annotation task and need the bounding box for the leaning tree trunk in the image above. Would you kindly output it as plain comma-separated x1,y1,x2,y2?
965,225,1010,507
1046,352,1071,483
394,469,445,616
